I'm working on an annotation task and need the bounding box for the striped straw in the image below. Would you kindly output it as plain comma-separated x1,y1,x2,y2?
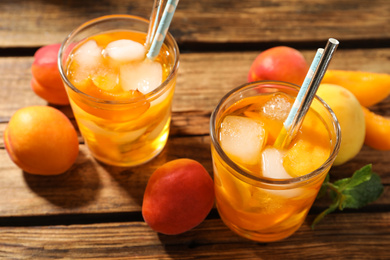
283,48,324,129
145,0,164,49
146,0,179,60
274,38,339,148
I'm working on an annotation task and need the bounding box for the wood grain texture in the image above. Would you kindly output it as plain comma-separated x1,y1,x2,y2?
1,48,390,118
0,214,389,259
0,0,389,47
1,0,390,258
0,125,389,218
0,135,212,217
1,47,390,218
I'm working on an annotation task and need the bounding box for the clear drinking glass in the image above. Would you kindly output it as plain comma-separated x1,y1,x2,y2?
210,81,340,242
58,15,179,167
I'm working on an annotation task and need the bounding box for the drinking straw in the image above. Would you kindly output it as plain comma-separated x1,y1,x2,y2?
146,0,179,60
274,38,339,149
145,0,164,49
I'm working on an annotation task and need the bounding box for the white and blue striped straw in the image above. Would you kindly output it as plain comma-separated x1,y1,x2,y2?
274,38,339,148
145,0,163,49
147,0,179,60
283,48,324,129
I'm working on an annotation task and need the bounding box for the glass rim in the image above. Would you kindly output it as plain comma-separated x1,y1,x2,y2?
57,14,180,105
210,80,341,185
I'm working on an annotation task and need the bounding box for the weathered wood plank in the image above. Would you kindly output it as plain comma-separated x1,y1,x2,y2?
0,0,389,47
0,130,389,218
0,214,389,259
1,48,390,119
1,35,389,229
0,135,212,217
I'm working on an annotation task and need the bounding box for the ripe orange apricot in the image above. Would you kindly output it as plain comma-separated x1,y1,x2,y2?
142,159,215,235
322,70,390,107
31,43,70,105
31,43,64,89
4,106,79,175
362,106,390,150
248,46,309,86
31,78,69,105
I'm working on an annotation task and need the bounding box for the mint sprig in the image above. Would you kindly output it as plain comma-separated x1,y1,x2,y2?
311,164,384,229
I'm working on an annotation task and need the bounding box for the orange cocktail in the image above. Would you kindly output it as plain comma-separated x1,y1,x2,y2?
210,81,340,242
59,15,179,166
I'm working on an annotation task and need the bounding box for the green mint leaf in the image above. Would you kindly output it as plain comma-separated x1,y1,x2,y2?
334,164,373,191
312,164,384,228
339,173,384,209
329,164,378,207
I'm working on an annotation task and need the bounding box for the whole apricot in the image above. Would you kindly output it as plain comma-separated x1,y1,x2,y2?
322,70,390,107
316,84,365,165
248,46,309,86
4,106,79,175
362,107,390,151
142,159,214,235
31,43,64,89
31,78,69,105
31,44,70,105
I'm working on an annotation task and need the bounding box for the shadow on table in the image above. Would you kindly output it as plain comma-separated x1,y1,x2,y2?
97,150,170,207
23,149,100,208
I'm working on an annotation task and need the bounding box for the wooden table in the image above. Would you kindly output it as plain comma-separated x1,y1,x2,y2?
1,0,390,258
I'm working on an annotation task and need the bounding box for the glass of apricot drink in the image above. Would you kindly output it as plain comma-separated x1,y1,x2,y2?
58,15,179,167
210,81,341,242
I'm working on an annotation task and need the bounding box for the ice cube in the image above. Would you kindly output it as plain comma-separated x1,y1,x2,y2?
105,39,146,63
261,94,292,121
120,60,163,94
260,146,307,198
261,147,291,179
69,66,89,84
220,116,266,165
73,40,102,69
264,185,306,199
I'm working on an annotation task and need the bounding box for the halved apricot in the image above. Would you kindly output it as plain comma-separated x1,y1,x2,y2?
322,70,390,107
362,106,390,150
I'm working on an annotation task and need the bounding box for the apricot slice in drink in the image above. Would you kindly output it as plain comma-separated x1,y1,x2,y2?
362,106,390,150
283,111,331,177
69,78,150,121
322,70,390,107
283,139,330,177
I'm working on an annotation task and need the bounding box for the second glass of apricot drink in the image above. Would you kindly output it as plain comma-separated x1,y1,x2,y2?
210,81,341,242
58,15,179,167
